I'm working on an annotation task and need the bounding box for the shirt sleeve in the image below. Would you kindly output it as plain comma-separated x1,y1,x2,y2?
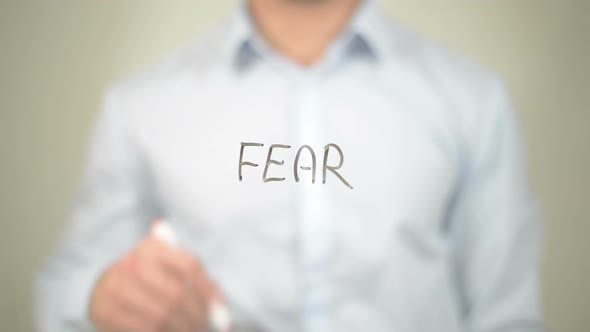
450,78,545,332
34,89,161,331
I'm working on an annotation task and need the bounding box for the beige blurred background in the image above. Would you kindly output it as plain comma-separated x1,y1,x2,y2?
1,0,589,331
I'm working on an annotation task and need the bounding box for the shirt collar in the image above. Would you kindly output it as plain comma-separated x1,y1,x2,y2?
348,0,391,60
224,0,391,72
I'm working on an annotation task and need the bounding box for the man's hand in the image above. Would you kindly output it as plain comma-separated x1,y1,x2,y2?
89,233,219,332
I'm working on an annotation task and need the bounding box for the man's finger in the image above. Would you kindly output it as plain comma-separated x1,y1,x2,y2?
165,293,208,332
178,251,218,299
117,268,171,330
133,247,187,305
142,238,216,301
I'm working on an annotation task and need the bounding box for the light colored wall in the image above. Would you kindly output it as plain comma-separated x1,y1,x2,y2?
1,1,588,331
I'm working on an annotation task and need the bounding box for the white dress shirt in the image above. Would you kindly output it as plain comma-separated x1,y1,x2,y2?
36,1,544,331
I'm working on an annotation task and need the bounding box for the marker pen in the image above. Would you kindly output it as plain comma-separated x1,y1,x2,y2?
152,221,232,332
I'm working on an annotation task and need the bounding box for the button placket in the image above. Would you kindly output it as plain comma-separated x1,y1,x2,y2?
292,76,334,332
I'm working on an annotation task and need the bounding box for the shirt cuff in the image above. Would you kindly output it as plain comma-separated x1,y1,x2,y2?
63,263,104,332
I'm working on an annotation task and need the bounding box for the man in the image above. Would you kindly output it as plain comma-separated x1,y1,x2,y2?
36,0,544,331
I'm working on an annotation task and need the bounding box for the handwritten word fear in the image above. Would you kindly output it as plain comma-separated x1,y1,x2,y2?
238,142,353,189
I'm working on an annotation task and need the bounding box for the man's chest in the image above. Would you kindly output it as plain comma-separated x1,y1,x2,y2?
137,76,459,254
